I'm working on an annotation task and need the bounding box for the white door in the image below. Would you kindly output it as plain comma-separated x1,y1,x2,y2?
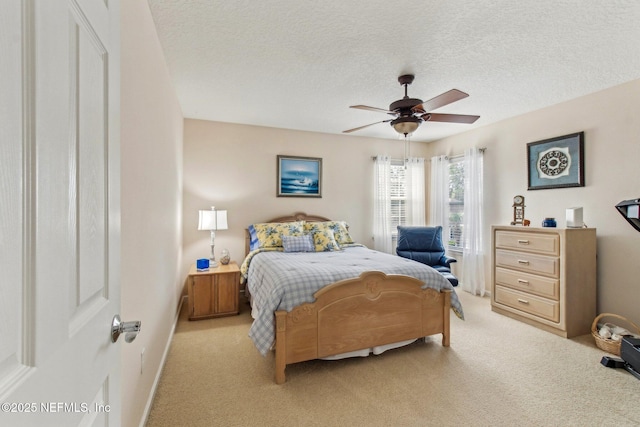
0,1,123,426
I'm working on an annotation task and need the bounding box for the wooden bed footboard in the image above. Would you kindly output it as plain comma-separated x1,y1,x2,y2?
273,271,451,384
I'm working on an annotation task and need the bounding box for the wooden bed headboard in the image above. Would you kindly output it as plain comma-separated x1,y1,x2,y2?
244,212,331,256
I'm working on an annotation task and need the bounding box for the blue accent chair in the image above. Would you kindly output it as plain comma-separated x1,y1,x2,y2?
396,225,459,286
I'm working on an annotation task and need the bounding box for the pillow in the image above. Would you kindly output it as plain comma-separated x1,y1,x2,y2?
325,220,354,245
282,234,315,253
248,224,260,251
311,230,341,252
304,221,354,246
250,221,304,249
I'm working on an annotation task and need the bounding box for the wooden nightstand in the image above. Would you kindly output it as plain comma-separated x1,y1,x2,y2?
187,261,240,320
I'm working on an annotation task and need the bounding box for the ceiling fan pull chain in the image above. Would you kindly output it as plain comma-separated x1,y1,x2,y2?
404,134,411,164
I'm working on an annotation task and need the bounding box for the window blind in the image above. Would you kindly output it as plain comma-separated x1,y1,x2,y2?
448,158,464,249
390,161,406,235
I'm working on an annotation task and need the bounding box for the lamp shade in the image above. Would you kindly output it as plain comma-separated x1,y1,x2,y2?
616,198,640,232
198,209,228,231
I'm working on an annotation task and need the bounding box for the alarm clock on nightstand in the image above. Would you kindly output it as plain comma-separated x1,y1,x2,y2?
511,195,525,226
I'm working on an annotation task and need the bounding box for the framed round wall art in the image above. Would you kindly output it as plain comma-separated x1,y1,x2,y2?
527,131,584,190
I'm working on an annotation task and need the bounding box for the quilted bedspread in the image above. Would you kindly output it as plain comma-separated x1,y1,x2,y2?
243,246,465,356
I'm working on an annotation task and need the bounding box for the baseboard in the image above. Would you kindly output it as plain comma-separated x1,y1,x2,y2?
138,295,186,427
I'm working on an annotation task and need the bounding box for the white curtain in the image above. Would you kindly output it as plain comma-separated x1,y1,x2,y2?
373,155,392,253
462,147,485,296
429,155,449,234
406,157,426,226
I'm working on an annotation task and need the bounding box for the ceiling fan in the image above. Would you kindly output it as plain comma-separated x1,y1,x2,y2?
343,74,480,136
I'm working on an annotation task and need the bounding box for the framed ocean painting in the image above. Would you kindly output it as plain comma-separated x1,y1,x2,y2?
277,155,322,197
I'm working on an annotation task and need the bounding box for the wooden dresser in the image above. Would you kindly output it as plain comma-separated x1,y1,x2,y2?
491,226,596,337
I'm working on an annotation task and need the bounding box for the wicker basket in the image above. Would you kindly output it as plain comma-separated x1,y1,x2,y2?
591,313,640,356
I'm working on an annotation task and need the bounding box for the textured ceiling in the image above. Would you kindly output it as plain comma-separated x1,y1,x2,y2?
147,0,640,142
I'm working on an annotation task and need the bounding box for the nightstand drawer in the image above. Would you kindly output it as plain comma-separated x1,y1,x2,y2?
495,285,559,322
495,267,559,300
495,230,559,256
495,249,559,278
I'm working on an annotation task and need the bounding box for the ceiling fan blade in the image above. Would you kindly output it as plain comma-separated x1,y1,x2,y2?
343,119,392,133
350,105,396,114
412,89,469,114
422,113,480,124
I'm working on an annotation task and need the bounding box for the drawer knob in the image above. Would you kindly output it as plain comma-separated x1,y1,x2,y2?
517,239,530,244
517,298,530,305
517,259,530,265
517,279,530,284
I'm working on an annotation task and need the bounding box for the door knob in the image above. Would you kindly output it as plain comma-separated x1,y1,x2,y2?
111,315,141,343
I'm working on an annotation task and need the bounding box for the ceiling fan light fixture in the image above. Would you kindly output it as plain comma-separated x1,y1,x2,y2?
391,116,420,135
344,75,479,136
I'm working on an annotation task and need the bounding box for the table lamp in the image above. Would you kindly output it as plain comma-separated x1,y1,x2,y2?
198,206,228,267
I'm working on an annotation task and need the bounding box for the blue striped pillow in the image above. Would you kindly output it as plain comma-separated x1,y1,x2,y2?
248,224,260,251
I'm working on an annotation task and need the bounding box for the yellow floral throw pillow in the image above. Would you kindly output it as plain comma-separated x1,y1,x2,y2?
251,221,304,248
305,221,353,246
305,222,343,251
327,220,354,246
311,230,341,252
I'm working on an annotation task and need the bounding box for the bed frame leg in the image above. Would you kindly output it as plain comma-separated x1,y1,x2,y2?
442,291,451,347
275,311,287,384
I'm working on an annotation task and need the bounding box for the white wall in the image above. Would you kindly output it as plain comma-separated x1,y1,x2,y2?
181,119,430,282
425,79,640,321
121,1,183,425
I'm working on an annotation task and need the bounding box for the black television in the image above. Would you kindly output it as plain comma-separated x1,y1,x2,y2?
616,199,640,232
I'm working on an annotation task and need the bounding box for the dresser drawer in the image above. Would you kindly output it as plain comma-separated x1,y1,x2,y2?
495,249,559,278
494,285,560,322
495,230,559,256
495,267,559,300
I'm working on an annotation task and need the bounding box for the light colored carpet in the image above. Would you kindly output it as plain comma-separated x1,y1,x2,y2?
146,291,639,427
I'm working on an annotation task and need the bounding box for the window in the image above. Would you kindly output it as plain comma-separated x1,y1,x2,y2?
389,160,407,234
374,156,425,253
448,158,464,250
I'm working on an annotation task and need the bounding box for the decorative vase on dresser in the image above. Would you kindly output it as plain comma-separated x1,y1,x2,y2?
491,225,596,338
